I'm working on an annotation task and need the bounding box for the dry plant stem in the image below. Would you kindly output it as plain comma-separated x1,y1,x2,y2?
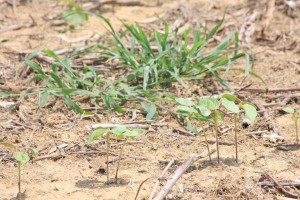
18,162,21,200
149,159,175,200
153,149,216,200
106,134,110,183
214,114,220,164
234,113,238,163
241,88,300,93
134,177,156,200
264,171,299,198
115,139,127,179
201,123,211,162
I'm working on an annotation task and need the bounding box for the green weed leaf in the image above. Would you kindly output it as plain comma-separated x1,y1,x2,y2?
141,103,157,121
63,97,84,114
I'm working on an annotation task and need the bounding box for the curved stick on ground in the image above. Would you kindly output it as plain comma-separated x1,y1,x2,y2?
263,171,299,199
149,159,175,200
153,149,216,200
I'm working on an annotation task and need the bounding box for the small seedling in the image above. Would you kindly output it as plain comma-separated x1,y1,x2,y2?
111,127,144,179
57,0,89,24
87,127,144,183
197,97,224,164
221,94,257,163
0,142,38,200
283,107,300,144
87,128,111,183
175,97,213,162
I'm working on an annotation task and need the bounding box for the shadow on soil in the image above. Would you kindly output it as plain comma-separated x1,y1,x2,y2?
75,178,128,189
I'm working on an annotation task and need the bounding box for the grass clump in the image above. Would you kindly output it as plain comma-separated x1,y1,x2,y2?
94,14,252,92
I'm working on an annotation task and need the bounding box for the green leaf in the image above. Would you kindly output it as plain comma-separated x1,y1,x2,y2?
86,128,107,144
195,105,211,117
186,120,198,135
0,142,16,150
39,92,51,107
62,6,89,24
176,105,197,113
0,38,8,43
111,127,144,138
56,0,74,3
111,126,128,135
25,59,46,75
25,146,38,157
143,66,150,90
198,98,220,110
175,98,195,106
214,110,224,122
283,107,295,114
221,94,239,102
13,152,30,165
124,129,144,138
63,97,84,114
221,97,240,113
241,104,257,122
141,103,157,121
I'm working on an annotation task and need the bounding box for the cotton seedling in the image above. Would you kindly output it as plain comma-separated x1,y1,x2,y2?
0,142,38,200
283,107,300,144
175,97,212,162
197,97,224,164
110,127,144,179
87,128,112,183
87,127,144,183
221,94,257,163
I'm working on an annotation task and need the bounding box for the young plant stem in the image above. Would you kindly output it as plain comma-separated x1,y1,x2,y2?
214,113,220,164
295,119,298,145
201,123,211,162
115,138,127,179
18,162,21,200
234,113,238,163
105,134,110,183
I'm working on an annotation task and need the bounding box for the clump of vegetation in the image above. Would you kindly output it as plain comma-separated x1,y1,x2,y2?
93,14,252,92
87,127,144,183
0,12,261,121
283,107,300,144
0,142,38,200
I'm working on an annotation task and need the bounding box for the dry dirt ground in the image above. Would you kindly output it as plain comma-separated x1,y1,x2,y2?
0,0,300,199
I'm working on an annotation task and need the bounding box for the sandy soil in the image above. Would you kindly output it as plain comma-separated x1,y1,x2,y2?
0,0,300,199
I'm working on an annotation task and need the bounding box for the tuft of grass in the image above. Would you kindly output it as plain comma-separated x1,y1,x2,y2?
92,14,252,92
